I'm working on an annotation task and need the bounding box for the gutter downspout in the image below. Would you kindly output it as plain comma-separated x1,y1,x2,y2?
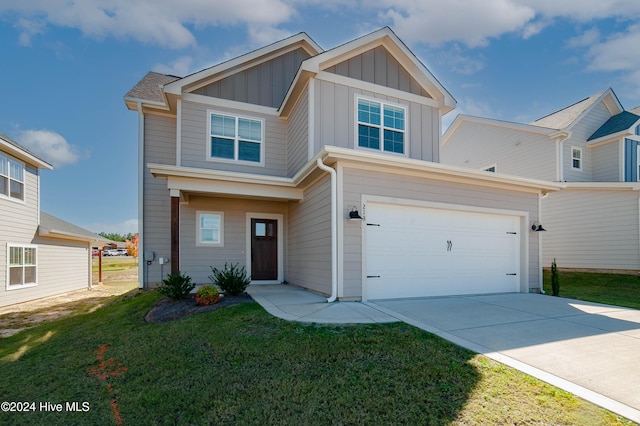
316,158,338,303
538,192,546,294
137,101,145,289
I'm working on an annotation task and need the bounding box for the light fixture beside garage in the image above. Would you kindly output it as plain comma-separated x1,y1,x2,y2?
531,221,546,232
348,206,364,221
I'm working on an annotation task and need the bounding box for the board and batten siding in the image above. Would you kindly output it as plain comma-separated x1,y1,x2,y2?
287,88,309,177
442,123,557,181
341,166,541,298
178,196,288,284
541,189,640,270
287,175,332,295
180,100,288,177
325,45,429,98
592,141,621,181
144,113,176,286
192,48,311,109
312,79,440,162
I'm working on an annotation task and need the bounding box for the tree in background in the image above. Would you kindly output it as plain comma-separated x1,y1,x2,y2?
99,232,135,242
126,234,139,259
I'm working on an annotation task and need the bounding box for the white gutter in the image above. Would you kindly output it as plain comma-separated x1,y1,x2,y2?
137,102,145,289
316,158,338,303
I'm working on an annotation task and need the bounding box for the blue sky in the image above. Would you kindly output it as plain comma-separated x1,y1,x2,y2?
1,1,640,235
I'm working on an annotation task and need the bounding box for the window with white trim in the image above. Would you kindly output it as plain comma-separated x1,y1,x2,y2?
8,245,37,288
0,153,25,201
208,112,263,164
357,98,406,154
197,211,224,246
571,147,582,170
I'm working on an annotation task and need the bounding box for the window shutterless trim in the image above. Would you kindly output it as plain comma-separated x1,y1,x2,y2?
355,96,408,157
0,152,26,203
206,110,265,167
196,211,224,247
571,146,582,170
6,243,37,290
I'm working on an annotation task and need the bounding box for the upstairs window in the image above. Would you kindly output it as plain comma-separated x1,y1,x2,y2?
208,112,263,165
357,98,406,155
571,147,582,170
8,245,37,288
0,153,24,201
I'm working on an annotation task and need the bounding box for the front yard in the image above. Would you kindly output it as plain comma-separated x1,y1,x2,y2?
0,267,635,425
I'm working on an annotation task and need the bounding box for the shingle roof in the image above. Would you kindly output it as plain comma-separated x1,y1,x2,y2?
588,111,640,141
39,212,109,243
531,91,605,130
124,71,181,104
0,133,53,169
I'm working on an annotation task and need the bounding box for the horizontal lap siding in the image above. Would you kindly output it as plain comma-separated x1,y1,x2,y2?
181,101,287,176
287,89,308,177
179,197,288,284
144,114,176,286
342,166,540,298
541,189,640,270
563,104,610,182
592,142,620,181
287,175,332,295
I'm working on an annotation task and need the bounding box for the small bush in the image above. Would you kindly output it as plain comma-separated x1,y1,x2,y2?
551,258,560,296
209,263,250,296
158,271,195,301
195,285,221,306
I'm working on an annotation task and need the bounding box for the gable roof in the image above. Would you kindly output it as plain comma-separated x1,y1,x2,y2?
38,212,109,243
588,111,640,141
124,71,180,110
531,88,623,131
0,133,53,170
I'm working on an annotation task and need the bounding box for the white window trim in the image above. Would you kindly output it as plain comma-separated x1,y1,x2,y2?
571,146,583,171
636,145,640,182
206,109,265,167
354,96,408,157
6,243,38,290
0,152,26,204
196,211,224,247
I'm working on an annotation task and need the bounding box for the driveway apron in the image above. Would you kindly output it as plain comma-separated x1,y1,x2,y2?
369,293,640,423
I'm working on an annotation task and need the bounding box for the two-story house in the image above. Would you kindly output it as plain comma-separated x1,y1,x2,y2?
442,88,640,271
125,27,559,301
0,133,108,308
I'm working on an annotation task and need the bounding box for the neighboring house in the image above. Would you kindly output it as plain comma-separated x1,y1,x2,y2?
0,133,108,308
442,88,640,271
125,27,558,301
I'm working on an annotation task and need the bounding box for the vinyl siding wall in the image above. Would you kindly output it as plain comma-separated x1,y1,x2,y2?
180,100,288,177
143,113,176,286
312,79,440,162
341,166,541,299
287,175,332,295
442,123,557,180
287,89,309,177
592,141,621,181
178,196,288,284
541,189,640,270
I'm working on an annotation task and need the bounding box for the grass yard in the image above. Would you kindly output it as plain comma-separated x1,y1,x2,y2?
543,269,640,310
0,289,634,425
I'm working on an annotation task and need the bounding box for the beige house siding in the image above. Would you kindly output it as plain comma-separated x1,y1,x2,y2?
180,100,288,177
442,122,557,181
312,79,439,162
192,47,312,108
341,166,541,299
287,89,309,177
178,196,288,284
287,175,332,295
143,113,176,286
541,188,640,270
592,142,621,182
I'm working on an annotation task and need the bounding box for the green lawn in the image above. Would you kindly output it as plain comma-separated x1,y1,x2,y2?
0,290,633,425
543,269,640,310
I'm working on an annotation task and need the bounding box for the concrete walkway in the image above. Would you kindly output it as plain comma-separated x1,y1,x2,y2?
247,285,640,423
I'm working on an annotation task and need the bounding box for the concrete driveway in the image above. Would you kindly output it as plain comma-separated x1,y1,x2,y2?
369,293,640,423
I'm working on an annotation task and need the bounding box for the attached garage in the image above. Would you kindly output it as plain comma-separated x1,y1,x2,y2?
364,201,523,300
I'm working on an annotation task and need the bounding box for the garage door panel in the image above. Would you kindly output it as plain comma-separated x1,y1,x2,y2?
365,203,520,300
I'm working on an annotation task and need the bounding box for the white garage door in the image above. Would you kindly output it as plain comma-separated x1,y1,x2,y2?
365,202,521,300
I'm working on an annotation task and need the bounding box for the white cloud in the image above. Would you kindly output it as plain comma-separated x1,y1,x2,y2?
16,130,83,168
567,27,601,48
14,18,45,46
153,56,194,77
83,219,138,235
438,45,486,75
443,97,499,131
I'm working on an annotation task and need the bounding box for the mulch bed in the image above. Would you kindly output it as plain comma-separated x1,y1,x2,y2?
144,293,253,323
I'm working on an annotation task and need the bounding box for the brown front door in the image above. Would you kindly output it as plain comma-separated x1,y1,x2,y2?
251,218,278,280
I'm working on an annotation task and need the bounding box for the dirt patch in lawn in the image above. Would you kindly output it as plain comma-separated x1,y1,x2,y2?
144,293,253,323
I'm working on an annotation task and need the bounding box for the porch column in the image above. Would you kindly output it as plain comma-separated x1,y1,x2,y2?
170,192,180,275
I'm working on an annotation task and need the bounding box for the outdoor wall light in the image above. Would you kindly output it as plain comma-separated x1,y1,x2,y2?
531,221,546,232
349,206,363,220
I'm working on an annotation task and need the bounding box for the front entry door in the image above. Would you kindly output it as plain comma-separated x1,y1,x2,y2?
251,218,278,280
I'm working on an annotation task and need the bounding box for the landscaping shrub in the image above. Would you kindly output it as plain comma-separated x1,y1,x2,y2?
551,258,560,296
195,285,221,306
209,262,250,295
158,271,195,300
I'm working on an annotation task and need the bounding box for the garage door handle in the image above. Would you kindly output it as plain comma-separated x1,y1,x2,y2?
506,273,517,276
367,275,381,278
